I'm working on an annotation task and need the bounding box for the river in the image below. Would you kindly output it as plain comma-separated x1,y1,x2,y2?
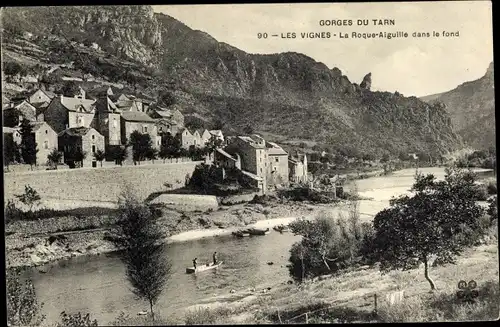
28,168,495,325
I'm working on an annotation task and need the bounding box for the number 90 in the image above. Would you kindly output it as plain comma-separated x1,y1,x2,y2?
257,33,268,39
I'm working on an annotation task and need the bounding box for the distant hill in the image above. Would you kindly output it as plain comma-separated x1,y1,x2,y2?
2,5,463,158
420,62,495,150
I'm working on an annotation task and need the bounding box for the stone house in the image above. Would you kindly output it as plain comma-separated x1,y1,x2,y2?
120,111,160,148
266,141,289,187
31,122,59,166
199,129,212,146
43,94,96,133
2,100,37,127
209,130,224,143
214,148,241,170
58,126,105,168
29,89,56,105
92,96,122,149
289,152,309,183
147,107,185,136
224,134,268,193
3,126,22,144
178,128,201,149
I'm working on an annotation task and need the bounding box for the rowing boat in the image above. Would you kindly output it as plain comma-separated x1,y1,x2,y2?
232,231,250,238
245,227,270,236
273,224,290,233
186,261,223,274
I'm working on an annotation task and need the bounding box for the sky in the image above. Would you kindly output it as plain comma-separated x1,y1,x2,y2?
153,1,493,97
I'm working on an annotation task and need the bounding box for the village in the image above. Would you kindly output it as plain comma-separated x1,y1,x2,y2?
2,84,309,195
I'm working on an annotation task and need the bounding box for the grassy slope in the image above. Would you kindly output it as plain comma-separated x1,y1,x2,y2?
177,241,499,324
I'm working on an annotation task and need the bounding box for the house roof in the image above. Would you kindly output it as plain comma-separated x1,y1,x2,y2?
209,130,223,137
216,148,237,161
121,111,155,123
3,126,19,134
267,141,288,155
30,121,50,132
154,109,173,118
32,89,56,99
237,136,265,149
59,126,92,137
60,96,96,113
241,170,263,181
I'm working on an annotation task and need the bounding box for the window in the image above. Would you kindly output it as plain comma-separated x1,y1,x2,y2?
45,130,48,134
92,134,95,140
44,141,48,149
275,157,279,163
113,118,117,128
260,168,263,173
92,145,96,153
159,127,163,132
144,126,148,133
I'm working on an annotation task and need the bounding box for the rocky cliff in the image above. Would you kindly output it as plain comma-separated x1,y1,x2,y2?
2,6,463,156
421,62,495,150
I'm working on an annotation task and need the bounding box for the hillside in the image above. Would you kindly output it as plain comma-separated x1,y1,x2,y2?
2,5,462,157
421,63,495,150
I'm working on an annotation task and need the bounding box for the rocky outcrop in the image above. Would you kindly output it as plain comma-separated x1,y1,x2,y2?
420,62,495,149
360,73,372,90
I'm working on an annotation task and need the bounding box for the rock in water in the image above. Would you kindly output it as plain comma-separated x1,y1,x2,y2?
360,72,372,90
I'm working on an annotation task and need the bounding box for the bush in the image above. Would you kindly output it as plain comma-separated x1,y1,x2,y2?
487,195,497,220
288,201,373,282
473,184,489,201
56,312,98,327
486,180,497,195
184,307,234,325
7,267,45,326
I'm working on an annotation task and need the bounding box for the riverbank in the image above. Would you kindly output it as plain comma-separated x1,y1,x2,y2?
178,241,499,324
5,200,334,269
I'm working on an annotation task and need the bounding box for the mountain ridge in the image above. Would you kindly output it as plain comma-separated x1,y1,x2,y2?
420,62,495,150
2,5,464,157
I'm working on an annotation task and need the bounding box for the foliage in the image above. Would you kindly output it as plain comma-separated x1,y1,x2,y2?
129,131,153,164
93,149,106,167
4,61,28,76
19,119,38,169
146,147,159,163
109,146,127,165
369,168,485,290
15,185,41,213
158,90,176,107
4,136,21,167
47,148,63,169
59,81,81,97
184,307,235,325
110,188,172,321
487,195,497,220
6,267,45,327
72,148,87,168
288,201,373,282
159,132,182,162
56,312,98,327
455,149,496,169
380,153,390,163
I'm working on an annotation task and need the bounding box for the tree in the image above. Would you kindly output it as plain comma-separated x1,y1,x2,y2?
159,145,169,163
47,148,63,169
362,153,376,162
60,81,80,97
110,146,127,166
19,119,38,170
93,149,106,167
15,184,41,214
380,153,390,163
146,147,159,164
110,189,171,321
129,131,153,164
242,124,254,134
4,136,21,167
204,135,223,160
161,133,182,162
288,201,373,282
158,90,176,107
487,195,497,221
7,267,45,327
73,148,87,168
370,168,484,290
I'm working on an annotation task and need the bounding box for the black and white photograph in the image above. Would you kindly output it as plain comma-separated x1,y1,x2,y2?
2,1,498,325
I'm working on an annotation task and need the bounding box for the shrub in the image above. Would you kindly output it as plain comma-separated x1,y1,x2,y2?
56,312,98,327
287,201,372,282
486,180,497,195
487,195,497,220
473,184,489,201
7,267,45,326
184,307,234,325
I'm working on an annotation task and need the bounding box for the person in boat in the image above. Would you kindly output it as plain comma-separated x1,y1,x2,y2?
213,252,218,265
193,258,198,270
